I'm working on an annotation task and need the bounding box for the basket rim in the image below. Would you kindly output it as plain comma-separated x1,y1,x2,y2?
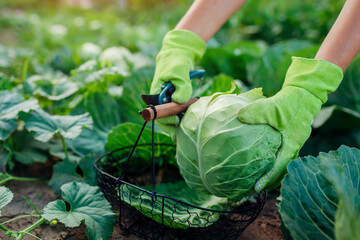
94,143,176,181
94,144,267,215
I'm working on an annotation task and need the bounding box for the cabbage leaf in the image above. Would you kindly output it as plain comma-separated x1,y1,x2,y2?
280,146,360,240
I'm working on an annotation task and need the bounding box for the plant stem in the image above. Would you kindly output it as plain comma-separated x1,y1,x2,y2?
0,173,44,185
16,217,46,240
60,135,69,160
0,223,10,232
0,215,39,225
22,196,41,216
21,231,43,240
9,176,44,182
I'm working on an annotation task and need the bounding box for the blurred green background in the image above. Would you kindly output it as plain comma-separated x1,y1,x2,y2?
0,0,344,60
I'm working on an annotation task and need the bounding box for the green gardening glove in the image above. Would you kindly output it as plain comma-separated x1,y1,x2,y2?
238,57,343,191
150,29,206,140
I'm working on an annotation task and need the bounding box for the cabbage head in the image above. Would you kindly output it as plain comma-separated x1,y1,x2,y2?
176,89,282,201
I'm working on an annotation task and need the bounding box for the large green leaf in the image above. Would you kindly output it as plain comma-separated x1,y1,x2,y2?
13,141,48,164
328,55,360,112
280,154,337,240
0,45,13,69
0,45,31,72
86,65,127,84
313,56,360,133
105,122,174,151
0,72,16,91
0,186,13,216
119,67,153,124
200,41,264,81
71,59,127,87
334,192,360,240
246,40,317,97
21,109,93,142
0,90,39,140
25,74,79,101
42,182,116,240
120,181,228,229
50,48,78,74
324,148,360,240
11,130,49,165
280,146,360,240
99,46,133,73
192,74,242,97
48,155,97,195
99,46,152,71
105,123,175,171
312,105,360,130
66,91,121,156
130,52,152,70
83,91,122,132
0,119,15,142
78,42,102,60
48,139,81,163
66,127,107,156
301,128,360,157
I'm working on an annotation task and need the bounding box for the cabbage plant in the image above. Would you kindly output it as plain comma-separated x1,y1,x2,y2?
280,145,360,240
176,89,282,200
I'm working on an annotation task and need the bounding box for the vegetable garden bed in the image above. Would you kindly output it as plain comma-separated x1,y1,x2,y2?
0,1,359,240
0,181,282,240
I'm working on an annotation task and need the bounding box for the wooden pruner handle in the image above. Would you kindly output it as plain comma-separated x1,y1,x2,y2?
141,98,198,121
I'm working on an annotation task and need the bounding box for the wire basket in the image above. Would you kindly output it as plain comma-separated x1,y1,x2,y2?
94,118,267,240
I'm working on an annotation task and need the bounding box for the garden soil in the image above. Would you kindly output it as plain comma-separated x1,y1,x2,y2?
0,181,282,240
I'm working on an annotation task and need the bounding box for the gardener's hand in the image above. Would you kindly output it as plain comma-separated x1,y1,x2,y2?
238,57,343,191
150,29,206,140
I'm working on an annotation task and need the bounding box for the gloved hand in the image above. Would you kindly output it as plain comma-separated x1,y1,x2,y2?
238,57,343,191
150,29,206,140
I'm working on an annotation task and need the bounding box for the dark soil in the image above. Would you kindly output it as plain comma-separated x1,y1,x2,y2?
240,198,283,240
0,181,282,240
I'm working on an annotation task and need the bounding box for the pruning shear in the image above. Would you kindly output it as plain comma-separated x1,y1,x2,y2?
140,70,205,121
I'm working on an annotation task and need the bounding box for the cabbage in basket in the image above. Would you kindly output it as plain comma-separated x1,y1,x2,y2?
176,89,282,201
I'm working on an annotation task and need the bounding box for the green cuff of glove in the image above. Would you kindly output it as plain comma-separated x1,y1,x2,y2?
161,29,206,62
283,57,343,103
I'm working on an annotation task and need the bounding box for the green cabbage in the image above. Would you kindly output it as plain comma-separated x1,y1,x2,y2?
176,89,282,200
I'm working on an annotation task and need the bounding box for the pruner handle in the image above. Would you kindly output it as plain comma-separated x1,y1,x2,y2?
141,98,198,121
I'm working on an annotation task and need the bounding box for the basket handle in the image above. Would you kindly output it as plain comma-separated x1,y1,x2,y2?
140,98,199,121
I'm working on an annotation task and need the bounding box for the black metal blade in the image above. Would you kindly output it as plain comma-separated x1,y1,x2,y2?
141,94,160,105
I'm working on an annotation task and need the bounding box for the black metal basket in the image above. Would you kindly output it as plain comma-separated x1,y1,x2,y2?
94,119,267,240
